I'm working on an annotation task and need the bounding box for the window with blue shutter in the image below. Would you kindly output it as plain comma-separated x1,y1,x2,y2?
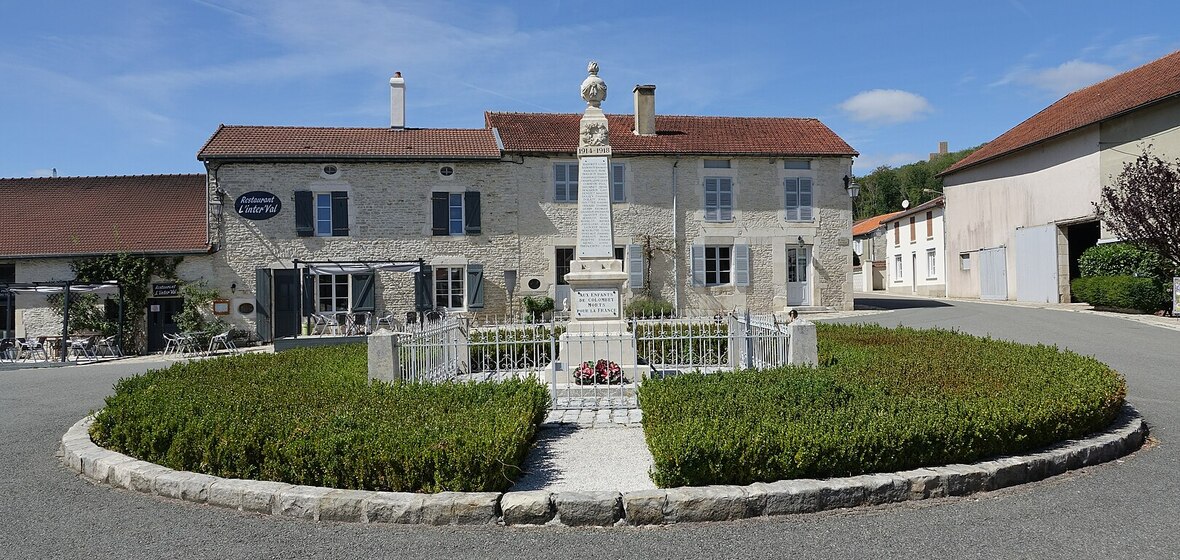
464,191,481,234
704,177,733,222
294,191,313,237
628,244,644,290
691,245,706,286
555,163,578,202
448,193,463,235
733,244,750,287
466,264,484,309
611,163,625,202
330,191,349,236
431,192,449,236
785,178,813,222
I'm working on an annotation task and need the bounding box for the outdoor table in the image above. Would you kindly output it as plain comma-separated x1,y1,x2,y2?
41,336,64,360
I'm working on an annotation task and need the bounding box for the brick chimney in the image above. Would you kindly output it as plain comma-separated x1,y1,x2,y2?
633,84,656,136
390,72,405,129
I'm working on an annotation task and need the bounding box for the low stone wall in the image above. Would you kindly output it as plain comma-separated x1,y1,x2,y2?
62,406,1147,527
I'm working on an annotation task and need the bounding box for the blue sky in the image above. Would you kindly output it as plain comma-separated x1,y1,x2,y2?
3,1,1180,178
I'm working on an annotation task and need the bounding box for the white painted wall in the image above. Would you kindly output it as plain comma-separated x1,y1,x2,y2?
884,205,946,297
943,126,1102,299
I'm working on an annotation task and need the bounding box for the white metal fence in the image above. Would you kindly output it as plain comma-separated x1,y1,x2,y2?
389,310,793,409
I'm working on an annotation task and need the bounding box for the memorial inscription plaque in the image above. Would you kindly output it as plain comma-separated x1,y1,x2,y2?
574,288,619,319
576,155,614,259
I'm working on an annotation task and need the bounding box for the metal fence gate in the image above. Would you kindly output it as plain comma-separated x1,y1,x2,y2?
391,311,794,410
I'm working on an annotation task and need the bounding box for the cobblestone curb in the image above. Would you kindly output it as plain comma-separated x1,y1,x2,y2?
62,405,1146,526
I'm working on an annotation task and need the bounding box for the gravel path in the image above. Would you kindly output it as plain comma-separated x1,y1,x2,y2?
511,425,656,493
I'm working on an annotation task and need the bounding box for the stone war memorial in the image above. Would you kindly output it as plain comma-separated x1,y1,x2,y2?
558,61,640,379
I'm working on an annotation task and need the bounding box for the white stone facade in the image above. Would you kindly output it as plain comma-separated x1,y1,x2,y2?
208,154,855,338
884,202,946,297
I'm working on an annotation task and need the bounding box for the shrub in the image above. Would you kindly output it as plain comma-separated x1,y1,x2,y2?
522,296,554,322
639,323,1125,488
90,344,550,493
625,297,676,318
1077,242,1171,281
1071,275,1168,313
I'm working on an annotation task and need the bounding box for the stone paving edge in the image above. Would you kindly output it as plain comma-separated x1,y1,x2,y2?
61,404,1148,527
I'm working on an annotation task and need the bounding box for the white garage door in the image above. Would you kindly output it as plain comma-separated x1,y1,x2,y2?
1014,224,1060,303
979,247,1008,301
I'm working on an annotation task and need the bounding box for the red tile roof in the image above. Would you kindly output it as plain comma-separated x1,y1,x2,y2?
0,174,209,258
943,50,1180,176
198,125,501,160
485,112,857,156
852,211,904,237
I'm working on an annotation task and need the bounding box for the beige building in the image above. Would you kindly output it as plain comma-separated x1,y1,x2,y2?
941,50,1180,303
198,82,859,341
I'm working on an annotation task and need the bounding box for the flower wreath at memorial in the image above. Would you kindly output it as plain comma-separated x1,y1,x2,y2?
574,359,624,385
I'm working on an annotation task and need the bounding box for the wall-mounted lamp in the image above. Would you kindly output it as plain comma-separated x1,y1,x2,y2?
797,235,805,246
209,182,227,224
230,282,237,294
843,175,861,199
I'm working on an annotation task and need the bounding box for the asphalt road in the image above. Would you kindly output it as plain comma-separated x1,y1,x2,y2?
1,296,1176,559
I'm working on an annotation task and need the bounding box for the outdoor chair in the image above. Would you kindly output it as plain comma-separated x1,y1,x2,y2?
17,338,49,362
162,332,182,355
346,311,372,335
207,330,238,355
96,335,123,357
68,336,97,362
374,311,402,331
311,313,340,336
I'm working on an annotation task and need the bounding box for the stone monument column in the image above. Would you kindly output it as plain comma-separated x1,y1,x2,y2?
559,61,639,377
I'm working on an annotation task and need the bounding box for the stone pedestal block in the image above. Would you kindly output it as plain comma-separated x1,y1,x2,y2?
787,320,818,366
367,329,400,383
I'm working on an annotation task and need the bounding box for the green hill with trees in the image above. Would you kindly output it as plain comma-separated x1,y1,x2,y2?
854,145,981,220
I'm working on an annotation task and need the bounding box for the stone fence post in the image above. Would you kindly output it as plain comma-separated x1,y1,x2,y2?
368,329,401,383
787,320,817,367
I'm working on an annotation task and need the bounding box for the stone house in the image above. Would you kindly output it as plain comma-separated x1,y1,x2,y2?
198,81,858,341
883,197,946,297
852,210,902,292
0,175,213,351
940,50,1180,302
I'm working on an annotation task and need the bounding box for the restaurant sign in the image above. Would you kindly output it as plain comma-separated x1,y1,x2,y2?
152,282,179,297
235,191,282,220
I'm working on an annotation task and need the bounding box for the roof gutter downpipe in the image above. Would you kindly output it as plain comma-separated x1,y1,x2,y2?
672,158,681,311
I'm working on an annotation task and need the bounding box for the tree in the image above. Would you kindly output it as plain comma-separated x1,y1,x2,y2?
853,145,981,220
1096,148,1180,269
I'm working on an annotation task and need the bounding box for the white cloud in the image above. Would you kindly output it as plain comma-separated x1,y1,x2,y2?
839,90,932,125
994,59,1119,97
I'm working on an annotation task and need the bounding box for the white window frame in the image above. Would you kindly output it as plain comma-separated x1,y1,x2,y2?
554,162,578,202
316,273,351,313
315,193,334,237
894,254,903,281
611,162,626,203
704,245,732,286
704,177,733,222
434,266,466,310
785,177,813,221
927,248,937,279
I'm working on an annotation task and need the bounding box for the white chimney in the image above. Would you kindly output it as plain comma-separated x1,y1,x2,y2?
390,71,405,129
633,84,656,136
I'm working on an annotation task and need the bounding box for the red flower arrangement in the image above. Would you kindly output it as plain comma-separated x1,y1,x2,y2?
574,359,623,385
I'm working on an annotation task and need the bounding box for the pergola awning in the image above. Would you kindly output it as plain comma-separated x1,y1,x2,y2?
3,282,121,294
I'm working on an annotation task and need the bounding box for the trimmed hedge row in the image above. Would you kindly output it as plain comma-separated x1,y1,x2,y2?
90,344,550,493
639,324,1125,488
1071,275,1168,313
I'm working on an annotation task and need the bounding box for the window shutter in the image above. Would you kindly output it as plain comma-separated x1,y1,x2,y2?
691,245,706,286
628,244,644,290
351,272,375,313
431,192,449,236
255,268,272,341
704,178,717,221
330,191,349,236
799,178,813,221
414,265,434,312
464,191,482,235
466,263,484,309
301,270,316,316
784,179,799,221
612,164,625,202
719,178,733,222
294,191,313,237
733,244,750,287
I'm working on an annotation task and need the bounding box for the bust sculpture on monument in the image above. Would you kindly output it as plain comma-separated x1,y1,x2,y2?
580,61,607,108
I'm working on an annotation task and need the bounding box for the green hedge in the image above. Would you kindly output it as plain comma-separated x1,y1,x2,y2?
90,344,550,492
1071,275,1167,313
1077,242,1171,281
639,324,1125,488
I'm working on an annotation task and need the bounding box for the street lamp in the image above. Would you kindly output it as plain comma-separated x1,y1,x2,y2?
843,174,861,199
209,182,226,224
